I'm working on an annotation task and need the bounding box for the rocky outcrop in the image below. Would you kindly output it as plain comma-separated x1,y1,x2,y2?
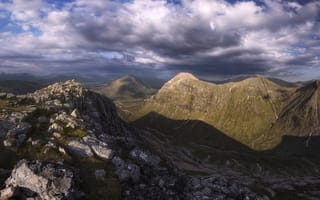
26,80,126,135
4,159,78,200
2,122,31,147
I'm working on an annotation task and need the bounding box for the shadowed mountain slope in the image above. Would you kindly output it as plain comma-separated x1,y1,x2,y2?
132,111,253,153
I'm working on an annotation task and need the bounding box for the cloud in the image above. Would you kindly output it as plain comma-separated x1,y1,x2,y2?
0,0,319,80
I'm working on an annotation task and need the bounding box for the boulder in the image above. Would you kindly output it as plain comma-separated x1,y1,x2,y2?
5,159,77,200
3,122,31,147
83,136,113,160
112,156,140,183
0,186,15,200
70,109,79,118
37,116,49,124
67,140,93,157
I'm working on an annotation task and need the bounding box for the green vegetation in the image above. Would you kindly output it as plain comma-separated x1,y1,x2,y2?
65,128,87,138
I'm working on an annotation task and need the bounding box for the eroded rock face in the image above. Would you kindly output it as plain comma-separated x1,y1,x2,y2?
5,159,77,200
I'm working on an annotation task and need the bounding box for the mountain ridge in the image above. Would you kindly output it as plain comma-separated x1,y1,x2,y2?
132,72,294,149
95,75,156,100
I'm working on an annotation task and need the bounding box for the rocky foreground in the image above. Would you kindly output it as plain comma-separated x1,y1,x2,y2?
0,80,271,199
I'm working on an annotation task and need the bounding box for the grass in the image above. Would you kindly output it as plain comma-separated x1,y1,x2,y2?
65,128,87,138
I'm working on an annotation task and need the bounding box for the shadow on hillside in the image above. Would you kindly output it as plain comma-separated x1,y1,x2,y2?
132,111,254,153
264,135,320,158
132,112,320,159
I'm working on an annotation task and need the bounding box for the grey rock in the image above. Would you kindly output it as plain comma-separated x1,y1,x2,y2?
48,123,63,133
5,159,77,200
129,148,160,167
3,122,32,147
37,116,49,123
67,140,93,157
83,136,113,160
112,156,140,183
53,132,62,138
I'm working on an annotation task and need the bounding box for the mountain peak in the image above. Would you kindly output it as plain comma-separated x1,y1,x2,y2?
95,75,155,100
170,72,199,82
119,75,138,82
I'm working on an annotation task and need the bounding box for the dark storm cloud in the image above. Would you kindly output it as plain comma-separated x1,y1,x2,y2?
0,0,319,80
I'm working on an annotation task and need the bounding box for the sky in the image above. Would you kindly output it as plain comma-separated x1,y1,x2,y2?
0,0,319,81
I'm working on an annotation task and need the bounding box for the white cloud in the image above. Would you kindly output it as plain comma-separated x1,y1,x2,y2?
0,0,319,79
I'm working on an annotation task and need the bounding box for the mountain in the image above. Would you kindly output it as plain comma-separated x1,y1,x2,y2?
254,80,320,149
94,75,156,100
0,80,43,94
131,72,293,149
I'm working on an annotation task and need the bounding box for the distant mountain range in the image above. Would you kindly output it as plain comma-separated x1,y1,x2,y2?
0,80,43,95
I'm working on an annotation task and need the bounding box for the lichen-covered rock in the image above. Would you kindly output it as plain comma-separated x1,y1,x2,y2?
5,159,77,200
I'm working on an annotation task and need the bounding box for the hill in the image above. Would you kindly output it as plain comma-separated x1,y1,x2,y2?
94,75,156,100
